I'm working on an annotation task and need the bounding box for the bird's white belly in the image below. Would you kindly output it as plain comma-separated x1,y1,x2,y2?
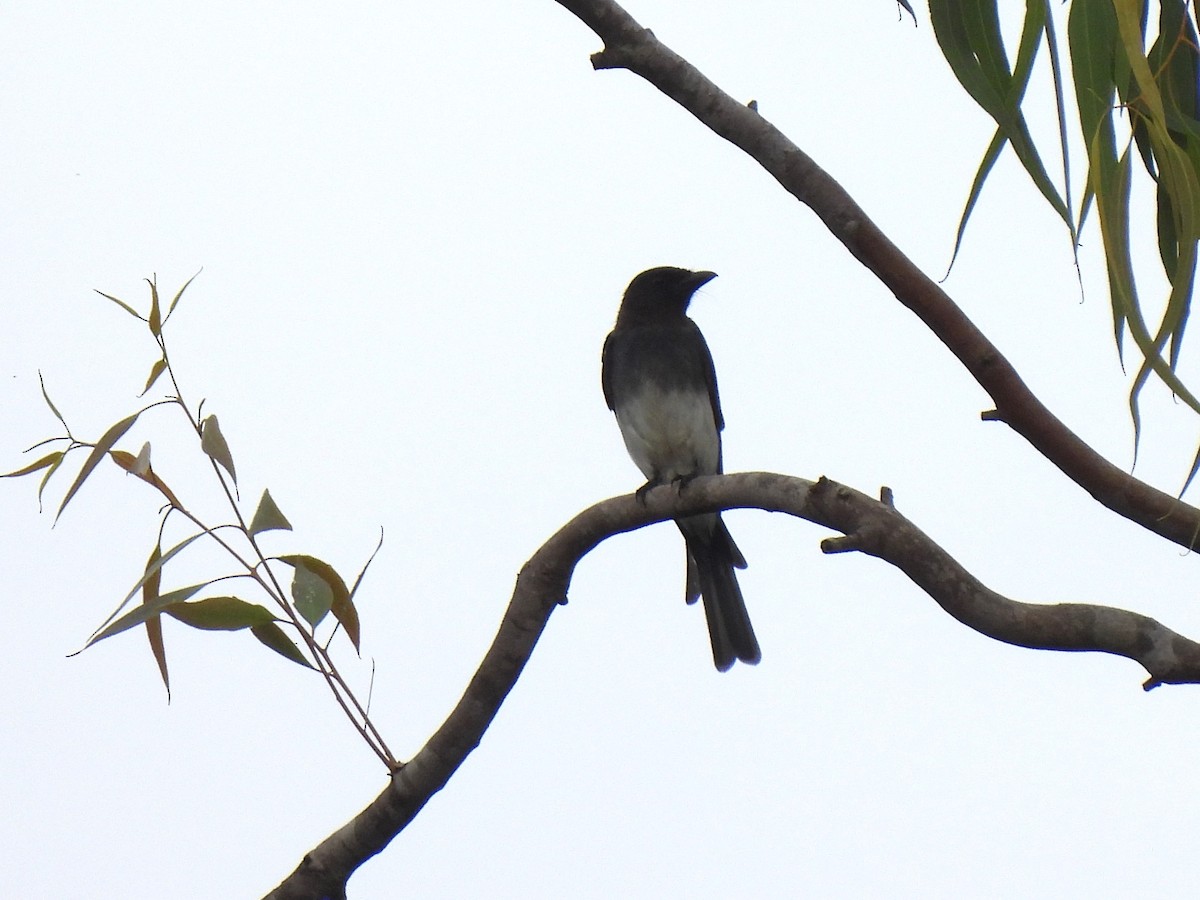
614,385,719,482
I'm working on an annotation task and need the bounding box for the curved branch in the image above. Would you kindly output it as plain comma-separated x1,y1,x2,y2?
265,472,1200,898
553,0,1200,552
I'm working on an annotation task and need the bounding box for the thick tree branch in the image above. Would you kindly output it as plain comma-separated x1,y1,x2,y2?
553,0,1200,552
265,473,1200,898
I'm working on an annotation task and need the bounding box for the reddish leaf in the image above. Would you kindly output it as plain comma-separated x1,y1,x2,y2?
108,449,183,509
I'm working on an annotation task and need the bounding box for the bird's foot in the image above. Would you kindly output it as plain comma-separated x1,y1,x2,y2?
672,472,700,492
635,477,663,506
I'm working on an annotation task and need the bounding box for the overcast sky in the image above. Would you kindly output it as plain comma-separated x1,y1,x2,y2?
6,2,1200,898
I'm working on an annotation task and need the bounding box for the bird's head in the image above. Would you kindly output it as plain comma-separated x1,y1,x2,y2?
616,267,717,325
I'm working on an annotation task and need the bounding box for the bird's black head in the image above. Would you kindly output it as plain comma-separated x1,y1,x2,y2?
616,267,717,326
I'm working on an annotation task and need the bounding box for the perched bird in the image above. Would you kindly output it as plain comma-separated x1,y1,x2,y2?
601,267,760,671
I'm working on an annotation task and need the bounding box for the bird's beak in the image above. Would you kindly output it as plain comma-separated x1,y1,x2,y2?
690,270,718,289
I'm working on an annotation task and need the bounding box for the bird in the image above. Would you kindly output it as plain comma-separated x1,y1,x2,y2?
601,266,760,671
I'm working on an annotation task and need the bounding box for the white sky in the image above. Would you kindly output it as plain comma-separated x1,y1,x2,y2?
5,2,1200,898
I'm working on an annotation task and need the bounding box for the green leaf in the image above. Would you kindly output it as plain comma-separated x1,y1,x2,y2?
932,0,1073,264
280,554,359,649
165,596,277,631
995,3,1073,229
1070,0,1125,351
249,488,293,536
1154,11,1200,139
86,530,211,642
1093,138,1200,472
142,358,167,396
289,560,334,628
82,583,209,648
200,414,237,484
1181,439,1200,498
55,411,141,523
946,126,1008,271
1069,0,1119,144
250,622,313,668
142,542,170,698
1102,0,1200,425
930,0,1007,113
1041,0,1078,259
349,529,385,604
1,451,63,479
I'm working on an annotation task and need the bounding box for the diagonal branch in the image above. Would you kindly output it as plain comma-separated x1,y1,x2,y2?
265,472,1200,898
553,0,1200,552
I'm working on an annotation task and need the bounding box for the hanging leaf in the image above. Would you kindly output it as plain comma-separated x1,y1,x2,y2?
250,622,314,669
87,531,211,641
279,554,360,649
1041,1,1076,260
931,0,1074,265
142,542,170,698
200,414,237,484
249,488,293,536
289,561,335,628
946,127,1009,272
1070,0,1126,354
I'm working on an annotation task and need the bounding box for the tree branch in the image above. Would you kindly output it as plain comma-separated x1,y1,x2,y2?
268,6,1200,894
265,472,1200,898
553,0,1200,552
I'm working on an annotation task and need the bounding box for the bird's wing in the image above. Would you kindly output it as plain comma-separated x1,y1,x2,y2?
688,320,725,433
600,330,618,411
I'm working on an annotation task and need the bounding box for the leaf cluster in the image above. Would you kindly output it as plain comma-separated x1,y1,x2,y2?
931,0,1200,486
3,277,394,768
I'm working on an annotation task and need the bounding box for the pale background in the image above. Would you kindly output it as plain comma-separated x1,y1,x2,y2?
4,3,1200,897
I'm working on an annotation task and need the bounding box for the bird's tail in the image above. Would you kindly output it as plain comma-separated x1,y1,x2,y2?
681,515,760,672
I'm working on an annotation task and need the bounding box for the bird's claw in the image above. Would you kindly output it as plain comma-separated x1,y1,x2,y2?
635,478,663,506
672,472,699,491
